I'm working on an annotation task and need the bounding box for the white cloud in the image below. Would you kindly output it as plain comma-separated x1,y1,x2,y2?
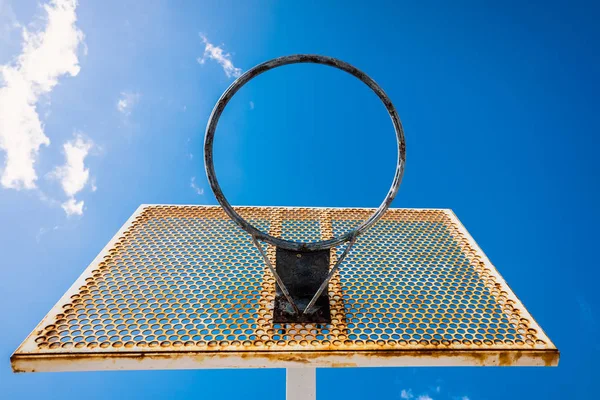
249,101,254,110
197,34,242,78
61,197,83,215
117,91,140,115
0,0,83,190
417,396,433,400
401,390,413,399
51,133,93,216
460,397,470,400
190,176,204,195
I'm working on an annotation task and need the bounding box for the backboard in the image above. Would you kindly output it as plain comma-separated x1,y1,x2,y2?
11,204,558,372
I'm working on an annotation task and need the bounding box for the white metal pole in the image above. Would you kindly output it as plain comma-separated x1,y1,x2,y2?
286,368,316,400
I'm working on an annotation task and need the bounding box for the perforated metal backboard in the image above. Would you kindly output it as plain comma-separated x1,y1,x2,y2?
11,205,558,372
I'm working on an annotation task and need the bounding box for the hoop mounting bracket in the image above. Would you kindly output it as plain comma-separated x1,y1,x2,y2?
273,248,331,323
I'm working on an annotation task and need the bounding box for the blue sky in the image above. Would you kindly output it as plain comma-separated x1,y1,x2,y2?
0,0,598,399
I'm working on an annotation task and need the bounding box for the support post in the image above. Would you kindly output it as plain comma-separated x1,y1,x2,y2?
286,368,316,400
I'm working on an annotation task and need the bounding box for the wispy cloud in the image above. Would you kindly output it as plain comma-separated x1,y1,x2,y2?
197,34,242,78
577,296,600,350
117,91,140,115
185,137,193,160
577,296,596,326
400,388,438,400
249,101,255,110
0,0,20,44
50,133,94,216
36,224,60,242
190,176,204,195
0,0,84,190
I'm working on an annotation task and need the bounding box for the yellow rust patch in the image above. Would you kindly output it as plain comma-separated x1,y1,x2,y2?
542,351,560,367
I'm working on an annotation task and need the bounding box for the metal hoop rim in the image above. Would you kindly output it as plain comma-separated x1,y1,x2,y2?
204,54,406,251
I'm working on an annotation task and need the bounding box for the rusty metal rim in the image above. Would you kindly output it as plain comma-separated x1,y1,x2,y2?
204,54,406,251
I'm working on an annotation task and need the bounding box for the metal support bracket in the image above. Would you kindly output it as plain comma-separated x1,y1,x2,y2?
252,235,357,323
252,236,300,316
274,248,331,323
303,236,357,314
